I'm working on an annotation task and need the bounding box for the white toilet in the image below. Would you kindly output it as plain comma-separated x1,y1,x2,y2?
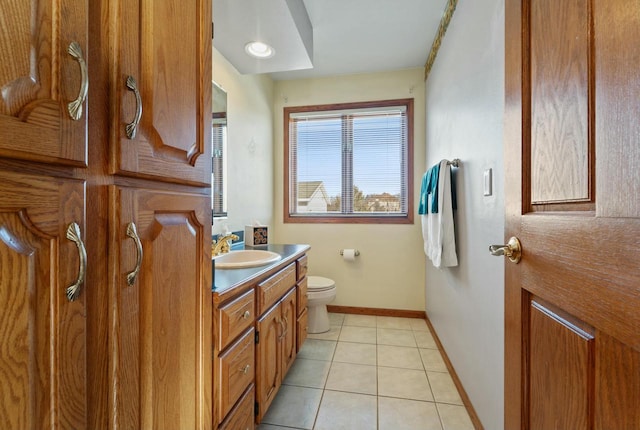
306,276,337,334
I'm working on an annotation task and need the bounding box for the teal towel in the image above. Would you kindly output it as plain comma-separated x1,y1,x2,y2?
418,163,440,214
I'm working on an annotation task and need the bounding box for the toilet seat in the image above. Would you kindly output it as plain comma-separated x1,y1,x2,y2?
308,275,335,292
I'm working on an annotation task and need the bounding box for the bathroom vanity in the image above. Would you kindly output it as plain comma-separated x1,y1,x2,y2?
212,244,309,429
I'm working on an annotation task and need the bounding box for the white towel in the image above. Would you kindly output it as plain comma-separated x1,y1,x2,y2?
421,160,458,268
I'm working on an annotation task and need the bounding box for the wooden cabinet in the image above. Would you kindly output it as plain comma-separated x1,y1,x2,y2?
256,288,297,422
0,0,212,427
212,250,308,429
110,0,211,185
110,187,211,429
296,258,309,352
0,171,87,429
0,1,88,166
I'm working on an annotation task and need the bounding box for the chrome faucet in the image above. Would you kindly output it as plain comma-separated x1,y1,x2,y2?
212,233,239,256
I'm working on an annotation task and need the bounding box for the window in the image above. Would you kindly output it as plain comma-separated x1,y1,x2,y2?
284,99,413,224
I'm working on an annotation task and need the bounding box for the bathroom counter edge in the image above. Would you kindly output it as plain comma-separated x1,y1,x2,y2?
212,244,310,300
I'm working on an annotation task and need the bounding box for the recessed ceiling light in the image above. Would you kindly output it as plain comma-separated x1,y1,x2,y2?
244,41,275,59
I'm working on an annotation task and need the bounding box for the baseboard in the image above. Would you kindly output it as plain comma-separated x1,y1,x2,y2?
424,313,484,430
326,305,425,319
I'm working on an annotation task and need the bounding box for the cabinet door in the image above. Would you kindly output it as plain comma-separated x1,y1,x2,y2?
0,1,87,165
110,186,212,429
110,0,211,185
0,170,86,428
256,304,282,422
280,288,297,377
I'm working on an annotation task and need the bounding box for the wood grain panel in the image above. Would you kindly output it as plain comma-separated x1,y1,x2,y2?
257,263,296,315
280,288,297,377
256,304,281,422
111,0,211,185
111,187,211,429
530,0,591,203
217,289,255,350
528,300,594,429
296,276,308,316
218,329,255,421
296,255,308,281
296,309,308,354
595,332,640,429
594,0,640,217
0,0,87,165
219,385,255,430
0,172,86,429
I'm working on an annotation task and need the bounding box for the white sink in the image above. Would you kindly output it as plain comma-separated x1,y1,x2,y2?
214,249,282,269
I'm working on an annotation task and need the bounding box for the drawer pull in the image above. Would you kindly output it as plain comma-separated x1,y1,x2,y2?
242,310,251,320
240,364,251,374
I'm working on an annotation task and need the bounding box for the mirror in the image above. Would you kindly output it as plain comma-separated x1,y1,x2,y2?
212,81,227,219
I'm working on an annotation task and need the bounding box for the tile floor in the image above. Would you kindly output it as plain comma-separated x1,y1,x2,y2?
258,313,475,430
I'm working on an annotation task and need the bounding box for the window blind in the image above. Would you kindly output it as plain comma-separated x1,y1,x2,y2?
287,102,409,219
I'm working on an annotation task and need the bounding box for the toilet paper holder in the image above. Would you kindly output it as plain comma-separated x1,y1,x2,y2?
339,249,360,257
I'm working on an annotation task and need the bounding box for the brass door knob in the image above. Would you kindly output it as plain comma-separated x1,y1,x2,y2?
489,237,522,264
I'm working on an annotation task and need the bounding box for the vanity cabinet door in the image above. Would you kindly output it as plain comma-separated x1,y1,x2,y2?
110,186,211,429
256,303,282,422
0,0,88,166
0,171,87,429
280,288,297,377
110,0,211,185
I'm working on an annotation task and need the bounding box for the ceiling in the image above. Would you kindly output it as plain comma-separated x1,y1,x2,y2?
213,0,449,81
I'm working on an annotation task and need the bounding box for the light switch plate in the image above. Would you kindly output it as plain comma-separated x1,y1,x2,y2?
484,168,493,196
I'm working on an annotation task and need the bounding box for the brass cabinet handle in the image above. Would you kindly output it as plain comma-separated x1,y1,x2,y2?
489,236,522,264
66,222,87,301
126,222,143,286
239,364,251,375
67,42,88,120
125,75,143,139
242,310,251,320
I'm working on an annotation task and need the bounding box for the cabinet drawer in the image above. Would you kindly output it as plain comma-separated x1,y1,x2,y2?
258,263,296,315
218,289,255,350
297,276,308,316
296,255,308,281
218,328,255,421
297,308,308,353
219,384,255,430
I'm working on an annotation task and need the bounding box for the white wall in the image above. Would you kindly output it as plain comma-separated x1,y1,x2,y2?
424,1,505,429
273,69,427,311
212,48,275,235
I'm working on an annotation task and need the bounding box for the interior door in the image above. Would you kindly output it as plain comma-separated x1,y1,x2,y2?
504,0,640,428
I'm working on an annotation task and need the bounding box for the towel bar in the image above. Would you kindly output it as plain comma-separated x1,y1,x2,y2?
447,158,461,167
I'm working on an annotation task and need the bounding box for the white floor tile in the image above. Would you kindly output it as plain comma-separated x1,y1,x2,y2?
378,366,434,401
377,345,424,370
325,362,377,395
338,325,377,344
378,397,443,430
343,314,377,327
376,316,413,330
261,385,322,429
414,330,438,349
283,358,331,389
377,328,417,347
420,348,448,372
314,390,377,430
437,403,475,430
409,318,430,331
333,341,377,365
328,312,345,326
297,339,336,361
427,372,464,405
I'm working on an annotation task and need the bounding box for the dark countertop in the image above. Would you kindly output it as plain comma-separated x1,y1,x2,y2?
212,244,310,295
